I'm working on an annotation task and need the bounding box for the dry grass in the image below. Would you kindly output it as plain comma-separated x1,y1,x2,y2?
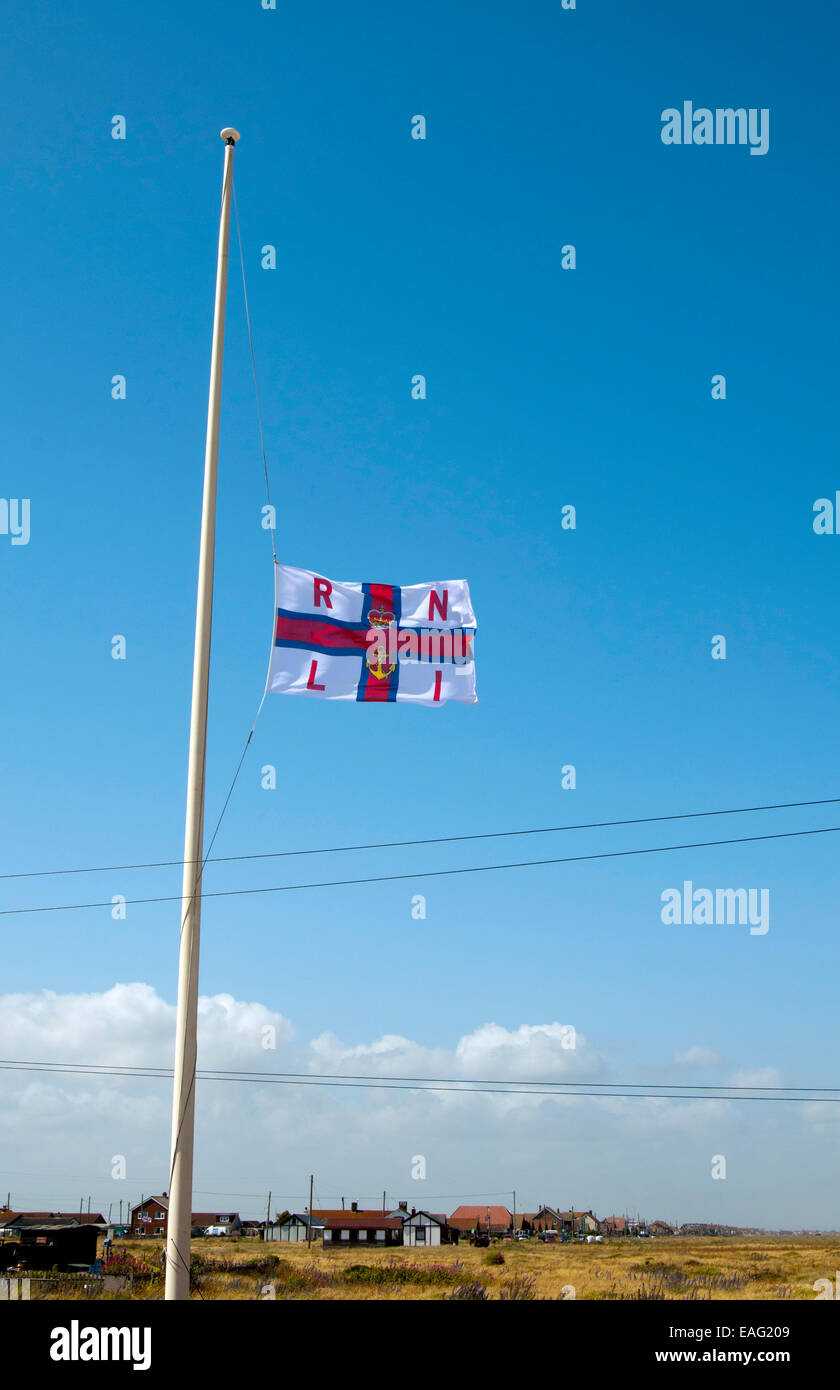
57,1233,840,1301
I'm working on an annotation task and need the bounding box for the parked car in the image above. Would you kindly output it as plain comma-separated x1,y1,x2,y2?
204,1225,230,1237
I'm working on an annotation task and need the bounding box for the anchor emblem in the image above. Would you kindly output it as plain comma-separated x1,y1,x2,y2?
366,607,396,680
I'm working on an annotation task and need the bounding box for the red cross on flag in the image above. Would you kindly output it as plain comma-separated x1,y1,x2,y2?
268,563,477,705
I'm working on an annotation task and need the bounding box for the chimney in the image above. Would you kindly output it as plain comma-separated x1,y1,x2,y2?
351,1201,358,1213
399,1201,408,1212
411,1207,416,1216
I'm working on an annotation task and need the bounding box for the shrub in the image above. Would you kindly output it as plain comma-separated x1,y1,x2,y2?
499,1274,537,1300
343,1261,464,1288
446,1279,490,1300
483,1251,505,1266
101,1247,155,1279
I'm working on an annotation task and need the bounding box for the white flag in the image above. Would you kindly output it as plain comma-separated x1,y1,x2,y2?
268,563,477,705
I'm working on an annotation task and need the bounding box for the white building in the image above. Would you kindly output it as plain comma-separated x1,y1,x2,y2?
401,1210,447,1247
265,1213,323,1242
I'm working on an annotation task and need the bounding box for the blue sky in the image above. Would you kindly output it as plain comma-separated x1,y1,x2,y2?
1,0,839,1227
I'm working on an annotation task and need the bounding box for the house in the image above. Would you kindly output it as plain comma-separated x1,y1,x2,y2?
401,1210,453,1246
513,1213,537,1235
192,1212,242,1236
265,1212,325,1243
448,1205,512,1237
0,1211,106,1232
322,1215,402,1246
531,1206,562,1233
649,1220,674,1236
0,1223,98,1273
557,1210,599,1236
601,1216,632,1236
240,1220,264,1238
129,1195,241,1237
130,1197,170,1237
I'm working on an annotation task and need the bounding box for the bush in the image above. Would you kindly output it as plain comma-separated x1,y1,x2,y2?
101,1247,155,1279
343,1261,464,1288
499,1274,537,1300
446,1279,490,1300
482,1251,505,1266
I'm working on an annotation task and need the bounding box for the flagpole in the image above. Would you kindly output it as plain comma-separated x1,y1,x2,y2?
165,126,240,1302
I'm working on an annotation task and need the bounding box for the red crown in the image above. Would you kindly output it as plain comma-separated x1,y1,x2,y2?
368,608,394,627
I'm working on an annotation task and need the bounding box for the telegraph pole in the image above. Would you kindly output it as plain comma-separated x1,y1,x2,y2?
307,1176,314,1247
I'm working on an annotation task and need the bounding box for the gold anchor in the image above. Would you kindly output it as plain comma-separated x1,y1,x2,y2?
366,608,397,680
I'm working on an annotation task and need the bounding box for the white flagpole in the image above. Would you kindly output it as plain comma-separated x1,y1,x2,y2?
165,126,240,1302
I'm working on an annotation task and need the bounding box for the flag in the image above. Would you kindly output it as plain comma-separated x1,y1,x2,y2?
268,562,477,705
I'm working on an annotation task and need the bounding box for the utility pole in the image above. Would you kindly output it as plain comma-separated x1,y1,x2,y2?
307,1176,313,1248
382,1190,386,1215
164,126,240,1302
265,1191,271,1241
512,1190,516,1235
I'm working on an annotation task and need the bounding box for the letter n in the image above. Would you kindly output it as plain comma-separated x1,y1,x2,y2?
428,588,448,621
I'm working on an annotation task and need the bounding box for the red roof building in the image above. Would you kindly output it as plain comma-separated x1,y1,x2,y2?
322,1215,402,1246
448,1205,511,1236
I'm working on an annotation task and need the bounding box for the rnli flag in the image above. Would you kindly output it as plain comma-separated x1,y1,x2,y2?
268,563,477,705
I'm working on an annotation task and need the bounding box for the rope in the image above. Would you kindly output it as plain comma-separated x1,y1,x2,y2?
232,173,277,568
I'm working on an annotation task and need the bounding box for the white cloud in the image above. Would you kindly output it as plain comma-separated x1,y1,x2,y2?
673,1046,724,1067
0,985,834,1229
727,1067,784,1088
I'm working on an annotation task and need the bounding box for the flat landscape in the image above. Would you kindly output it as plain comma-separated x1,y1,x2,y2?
39,1234,840,1301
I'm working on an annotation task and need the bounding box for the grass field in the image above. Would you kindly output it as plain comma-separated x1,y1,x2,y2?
62,1233,840,1300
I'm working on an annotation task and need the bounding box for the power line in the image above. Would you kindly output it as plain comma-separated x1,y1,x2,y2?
0,1059,836,1102
0,1060,836,1092
2,822,838,918
2,795,837,882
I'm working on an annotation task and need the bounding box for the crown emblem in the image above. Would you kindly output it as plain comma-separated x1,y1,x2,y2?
368,608,394,628
366,608,396,679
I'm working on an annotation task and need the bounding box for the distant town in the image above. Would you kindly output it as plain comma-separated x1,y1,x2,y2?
1,1193,826,1272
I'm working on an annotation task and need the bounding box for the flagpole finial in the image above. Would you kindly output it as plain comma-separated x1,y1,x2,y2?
220,127,241,144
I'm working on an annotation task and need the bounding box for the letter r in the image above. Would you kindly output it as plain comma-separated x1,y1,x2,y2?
314,577,333,608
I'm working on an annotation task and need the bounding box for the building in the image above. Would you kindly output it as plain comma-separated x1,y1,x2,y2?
192,1211,242,1236
448,1205,512,1237
323,1215,402,1246
0,1211,106,1232
649,1220,674,1236
0,1223,98,1273
130,1197,170,1237
531,1206,562,1233
401,1210,454,1246
129,1195,241,1237
265,1213,325,1243
557,1210,600,1236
